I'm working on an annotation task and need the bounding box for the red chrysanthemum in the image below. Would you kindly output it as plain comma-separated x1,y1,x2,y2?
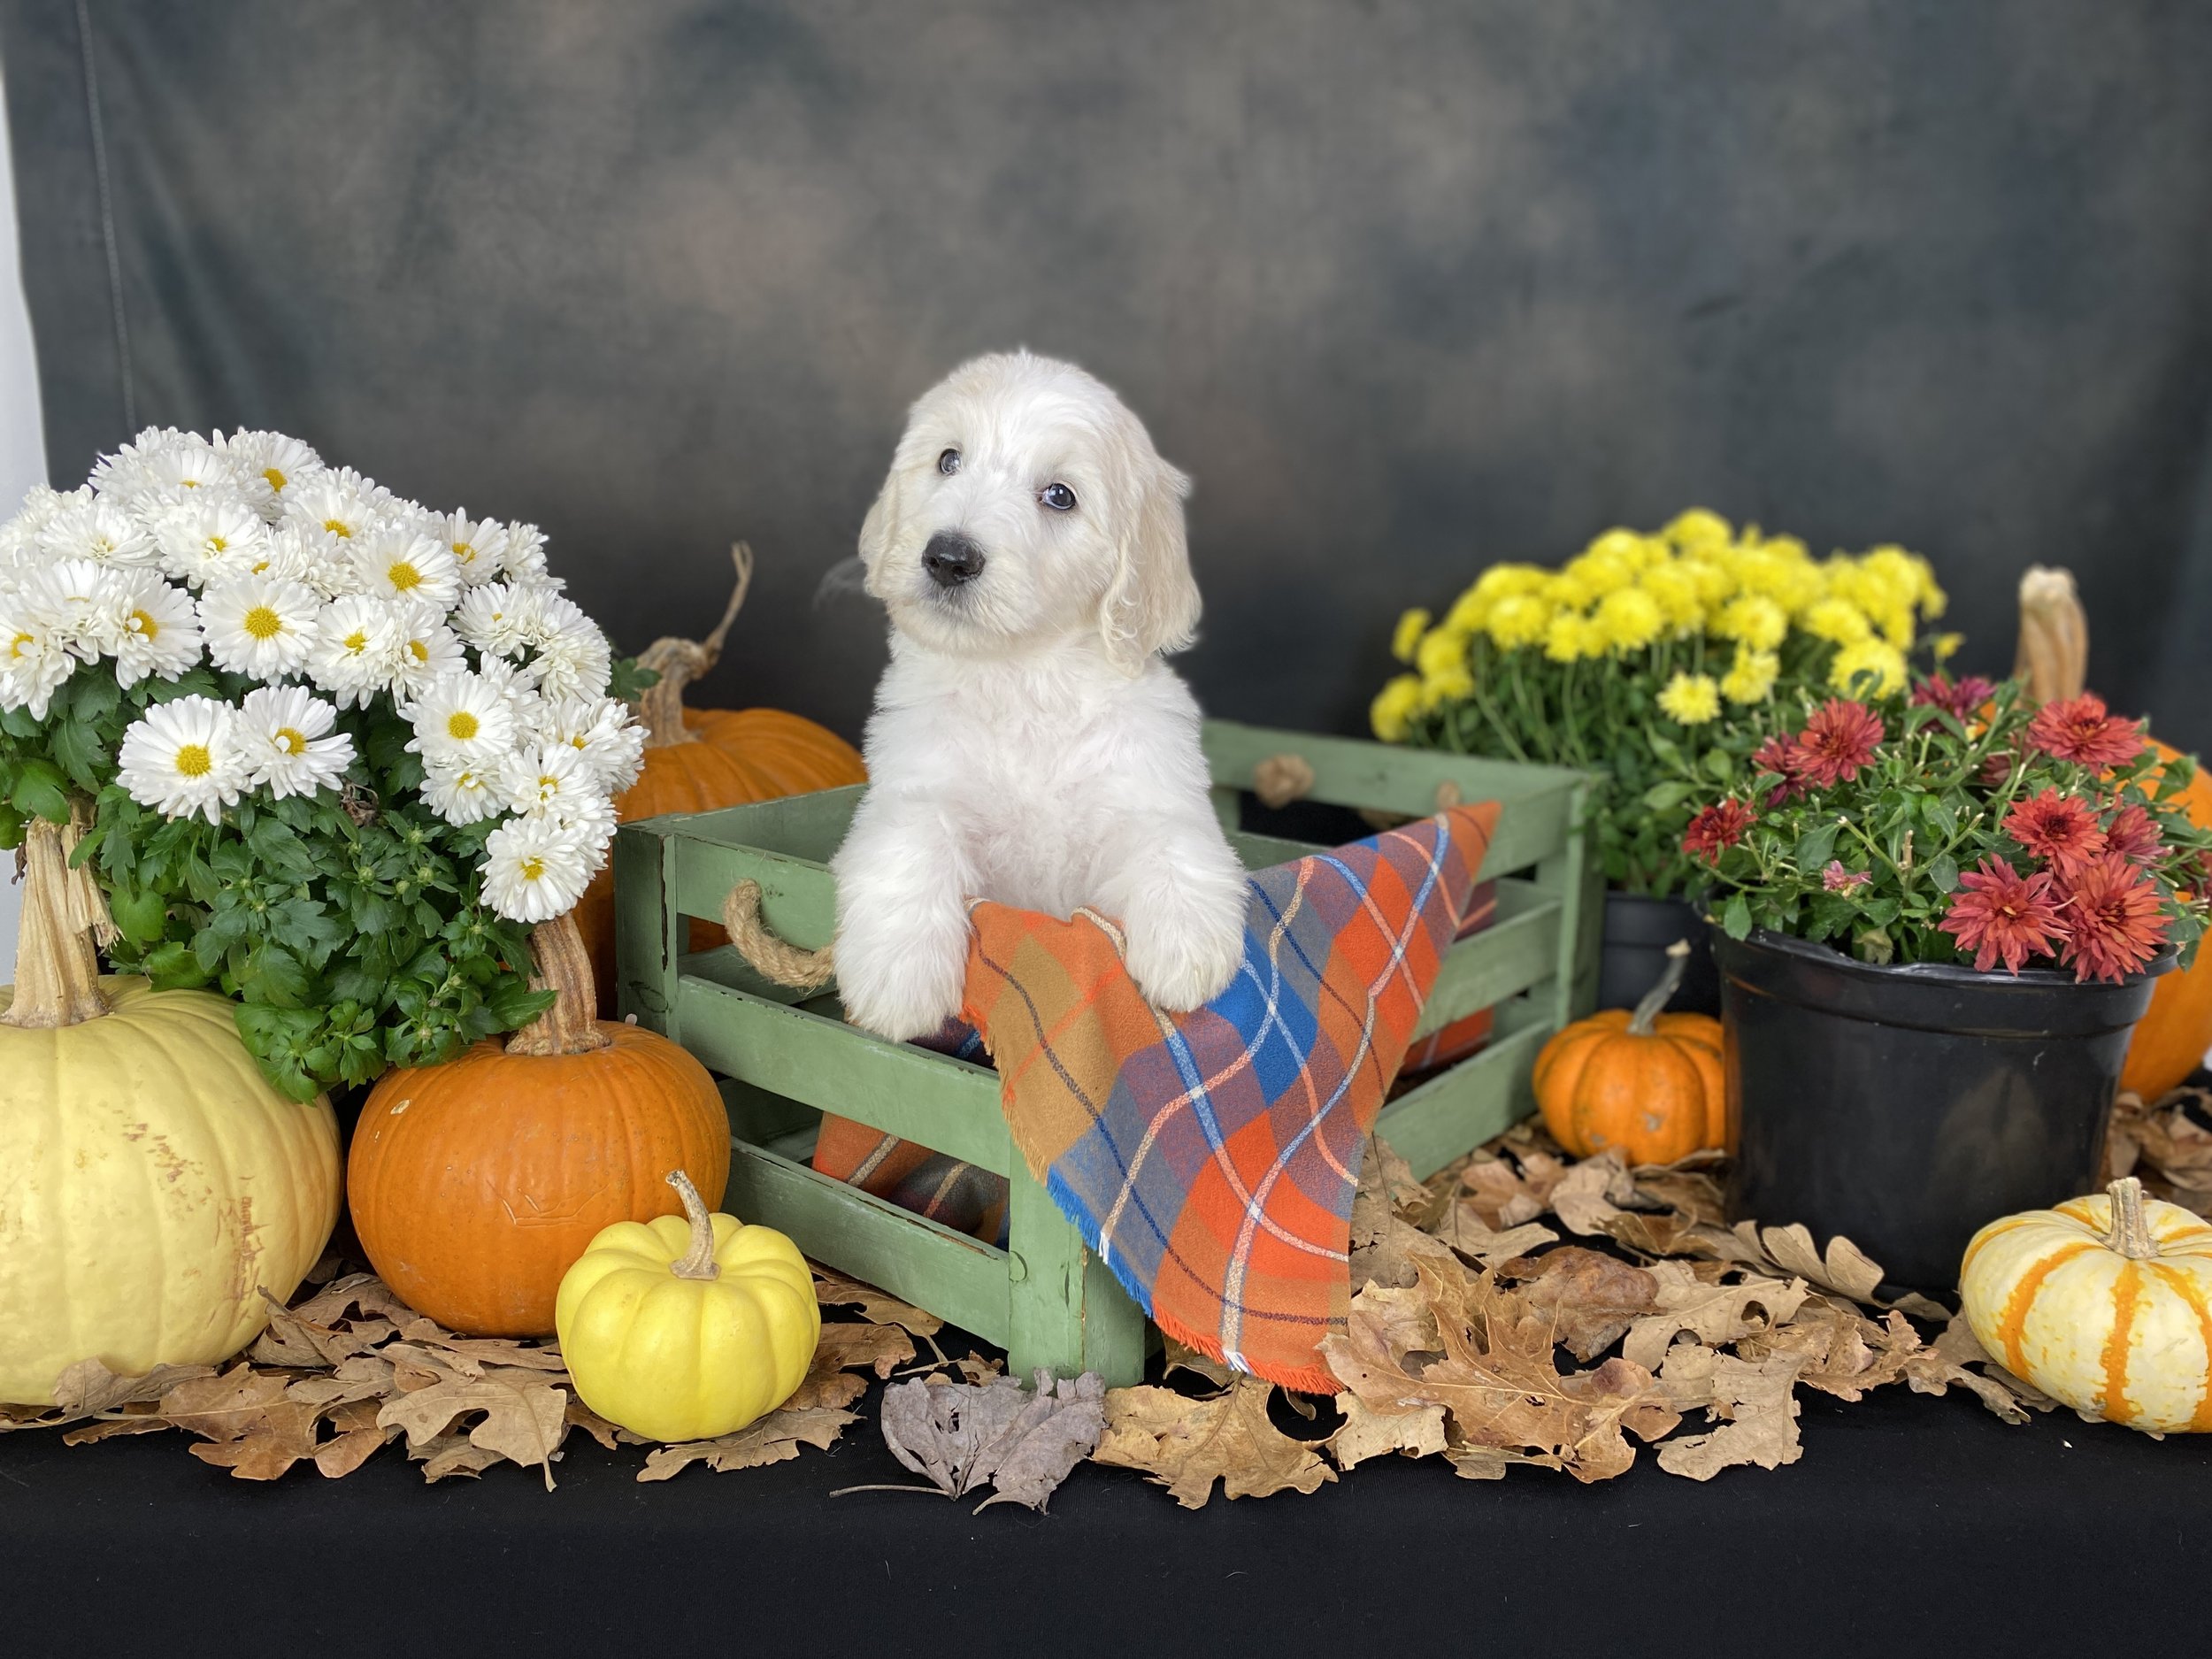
1979,750,2017,789
1790,699,1886,790
2002,788,2108,877
1821,859,1870,893
1751,735,1808,807
2104,803,2163,866
1683,798,1756,862
2027,693,2146,769
1939,856,2067,974
2054,853,2170,984
1909,673,1995,723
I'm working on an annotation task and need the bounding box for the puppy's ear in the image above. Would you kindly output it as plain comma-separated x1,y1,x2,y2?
1099,457,1200,671
856,466,900,600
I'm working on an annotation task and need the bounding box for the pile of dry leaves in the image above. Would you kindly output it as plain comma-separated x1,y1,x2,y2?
0,1257,995,1488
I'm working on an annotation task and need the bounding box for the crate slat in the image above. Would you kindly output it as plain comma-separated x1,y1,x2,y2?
1415,896,1562,1039
674,977,1014,1172
1374,1016,1553,1179
723,1140,1012,1346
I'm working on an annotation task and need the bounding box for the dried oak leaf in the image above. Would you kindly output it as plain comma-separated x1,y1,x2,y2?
880,1368,1107,1512
1428,1202,1559,1267
1093,1377,1334,1509
811,1265,943,1339
1619,1263,1810,1371
158,1365,293,1440
637,1405,859,1482
1496,1245,1660,1362
1740,1222,1886,1306
376,1368,570,1490
1327,1394,1448,1470
1655,1354,1806,1480
1350,1137,1457,1290
1904,1312,2046,1425
1738,1297,1915,1402
60,1408,173,1445
188,1400,320,1481
1163,1337,1235,1392
1457,1156,1550,1230
1322,1259,1678,1484
50,1358,215,1419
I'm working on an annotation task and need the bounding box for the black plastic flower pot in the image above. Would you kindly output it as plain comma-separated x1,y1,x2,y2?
1713,926,2170,1294
1600,891,1721,1015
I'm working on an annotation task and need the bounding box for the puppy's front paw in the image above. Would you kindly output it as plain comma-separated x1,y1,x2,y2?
1123,891,1247,1015
834,917,971,1043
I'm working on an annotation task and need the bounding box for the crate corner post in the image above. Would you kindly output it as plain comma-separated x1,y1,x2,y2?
1004,1157,1148,1387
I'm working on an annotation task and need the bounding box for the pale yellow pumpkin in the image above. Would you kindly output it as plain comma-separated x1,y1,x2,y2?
1960,1176,2212,1432
0,818,341,1406
555,1170,818,1442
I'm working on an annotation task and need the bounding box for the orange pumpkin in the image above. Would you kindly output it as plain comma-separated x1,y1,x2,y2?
2120,740,2212,1098
1534,942,1727,1164
347,912,730,1337
575,543,866,1013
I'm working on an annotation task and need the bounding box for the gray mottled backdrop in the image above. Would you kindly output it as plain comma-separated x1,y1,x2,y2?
4,1,2210,748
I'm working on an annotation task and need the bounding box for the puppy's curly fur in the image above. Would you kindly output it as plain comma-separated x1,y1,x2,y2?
830,352,1248,1041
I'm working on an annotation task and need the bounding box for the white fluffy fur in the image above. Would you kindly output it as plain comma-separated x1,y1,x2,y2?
830,351,1248,1041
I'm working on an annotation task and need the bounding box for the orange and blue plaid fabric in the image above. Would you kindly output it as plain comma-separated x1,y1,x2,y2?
961,803,1498,1393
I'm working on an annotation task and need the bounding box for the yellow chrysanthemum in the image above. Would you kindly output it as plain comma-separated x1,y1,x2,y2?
1638,564,1704,633
1486,593,1553,649
1391,607,1431,664
1933,632,1963,662
1721,648,1780,704
1416,626,1469,678
1444,588,1488,634
1731,544,1810,607
1420,663,1475,710
1802,596,1874,645
1594,587,1663,652
1371,673,1423,742
1663,508,1732,549
1656,672,1722,726
1713,593,1787,650
1680,556,1737,610
1829,637,1908,695
1561,546,1635,600
1544,611,1595,663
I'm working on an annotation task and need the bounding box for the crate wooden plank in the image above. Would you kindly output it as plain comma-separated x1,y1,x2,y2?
1374,1016,1551,1179
674,976,1012,1172
1225,828,1323,868
613,820,686,1028
1529,787,1605,1027
1413,898,1562,1040
672,840,836,945
1202,720,1582,877
723,1139,1012,1346
1006,1158,1149,1386
673,784,864,861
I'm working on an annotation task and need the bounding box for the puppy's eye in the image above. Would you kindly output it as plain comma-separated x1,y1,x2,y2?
1041,482,1077,512
937,449,961,476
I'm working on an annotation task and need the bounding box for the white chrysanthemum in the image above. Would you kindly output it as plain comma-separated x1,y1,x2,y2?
0,601,75,718
0,483,90,572
515,592,612,700
238,683,354,799
152,494,269,587
497,741,616,830
307,593,403,707
406,670,518,765
387,603,467,701
501,521,551,585
284,471,383,548
452,581,532,657
23,558,134,659
350,522,459,611
421,757,502,826
213,429,324,511
130,442,250,510
37,496,160,569
116,694,249,825
111,570,204,687
480,814,593,924
425,509,509,589
199,572,321,679
88,426,198,503
536,695,645,793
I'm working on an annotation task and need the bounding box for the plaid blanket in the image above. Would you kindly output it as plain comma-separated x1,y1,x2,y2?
816,803,1499,1391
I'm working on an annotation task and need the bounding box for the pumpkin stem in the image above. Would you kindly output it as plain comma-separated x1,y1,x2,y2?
3,803,116,1030
2014,566,2088,705
2105,1176,2159,1261
504,911,614,1056
665,1169,722,1280
634,541,755,750
1627,939,1692,1036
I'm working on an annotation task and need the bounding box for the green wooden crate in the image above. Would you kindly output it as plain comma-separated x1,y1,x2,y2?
614,719,1601,1386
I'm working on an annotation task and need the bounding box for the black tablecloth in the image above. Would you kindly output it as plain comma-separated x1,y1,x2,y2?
7,1356,2209,1657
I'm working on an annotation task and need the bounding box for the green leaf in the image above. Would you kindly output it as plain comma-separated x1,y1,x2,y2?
1722,894,1753,941
1641,780,1696,811
9,758,68,825
1647,732,1685,770
1793,821,1839,871
143,940,211,990
1929,853,1960,893
1701,748,1733,781
110,887,168,946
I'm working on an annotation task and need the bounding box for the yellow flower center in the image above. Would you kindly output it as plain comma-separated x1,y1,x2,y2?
519,856,546,882
275,726,307,757
453,541,474,563
242,605,285,641
538,774,558,795
446,710,480,741
388,561,422,592
408,639,430,664
174,743,212,779
325,518,351,538
264,467,288,492
180,478,199,489
131,609,158,640
343,629,369,653
10,630,33,660
209,535,227,552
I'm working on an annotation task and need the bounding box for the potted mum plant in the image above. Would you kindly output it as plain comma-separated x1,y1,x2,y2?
1373,510,1951,1013
0,426,645,1101
1681,672,2211,1288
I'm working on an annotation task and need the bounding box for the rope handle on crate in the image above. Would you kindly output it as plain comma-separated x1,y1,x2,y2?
720,879,837,992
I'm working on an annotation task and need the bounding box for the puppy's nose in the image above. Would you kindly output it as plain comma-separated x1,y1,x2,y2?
922,532,986,588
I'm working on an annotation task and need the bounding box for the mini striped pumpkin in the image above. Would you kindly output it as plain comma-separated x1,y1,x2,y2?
1960,1177,2212,1433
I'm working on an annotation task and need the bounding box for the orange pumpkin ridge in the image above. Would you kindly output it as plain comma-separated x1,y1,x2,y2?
347,911,729,1337
1993,1240,2092,1375
1534,940,1727,1165
2120,741,2212,1098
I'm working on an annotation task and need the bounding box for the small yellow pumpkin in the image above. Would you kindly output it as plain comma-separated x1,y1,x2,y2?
1960,1176,2212,1432
554,1170,818,1442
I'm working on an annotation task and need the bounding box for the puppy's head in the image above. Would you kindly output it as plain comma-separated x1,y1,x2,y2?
857,351,1199,669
